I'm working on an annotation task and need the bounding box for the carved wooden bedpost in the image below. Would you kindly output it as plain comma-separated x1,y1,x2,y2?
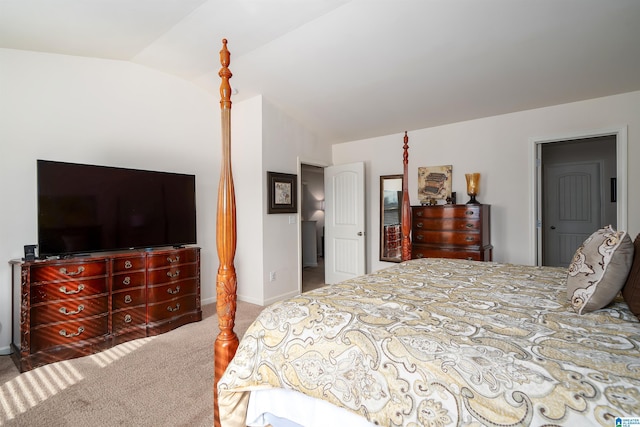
214,38,239,427
401,131,412,261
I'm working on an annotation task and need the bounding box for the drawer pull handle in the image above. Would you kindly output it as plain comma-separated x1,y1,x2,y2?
124,314,132,323
124,295,132,304
167,303,181,312
167,270,181,278
59,266,85,276
465,210,474,216
123,276,131,285
167,286,181,295
466,236,475,241
416,211,423,217
59,284,85,295
415,235,423,241
59,326,85,338
167,256,180,263
465,223,474,228
124,261,133,269
416,222,423,228
416,254,424,258
59,304,84,316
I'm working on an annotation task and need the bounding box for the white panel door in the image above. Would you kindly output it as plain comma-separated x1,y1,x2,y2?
324,162,365,284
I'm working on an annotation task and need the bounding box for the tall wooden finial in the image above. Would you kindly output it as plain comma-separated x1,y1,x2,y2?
219,39,232,110
401,131,412,261
214,38,239,427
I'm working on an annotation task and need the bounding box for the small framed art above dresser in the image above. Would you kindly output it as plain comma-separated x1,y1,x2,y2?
411,204,492,261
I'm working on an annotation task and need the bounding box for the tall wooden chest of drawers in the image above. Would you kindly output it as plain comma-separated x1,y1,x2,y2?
10,247,201,372
411,205,492,261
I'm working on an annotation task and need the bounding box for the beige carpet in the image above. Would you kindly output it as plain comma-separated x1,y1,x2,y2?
0,301,264,427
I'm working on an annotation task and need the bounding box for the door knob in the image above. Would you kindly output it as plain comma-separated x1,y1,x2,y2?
357,231,363,236
550,226,556,229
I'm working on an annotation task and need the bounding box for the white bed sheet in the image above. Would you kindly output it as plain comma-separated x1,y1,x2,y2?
247,388,377,427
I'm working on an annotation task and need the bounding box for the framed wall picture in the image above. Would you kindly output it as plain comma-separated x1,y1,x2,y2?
267,171,297,214
418,165,452,203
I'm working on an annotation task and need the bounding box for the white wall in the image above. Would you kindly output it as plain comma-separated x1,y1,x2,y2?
333,90,640,274
0,49,220,353
261,98,331,304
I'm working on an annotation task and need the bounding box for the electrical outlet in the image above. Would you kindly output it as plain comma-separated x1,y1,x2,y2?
269,271,276,282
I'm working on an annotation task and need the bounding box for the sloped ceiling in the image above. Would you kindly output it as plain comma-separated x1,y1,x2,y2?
2,0,640,145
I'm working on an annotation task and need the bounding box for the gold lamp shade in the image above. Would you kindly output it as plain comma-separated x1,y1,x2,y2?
465,173,480,204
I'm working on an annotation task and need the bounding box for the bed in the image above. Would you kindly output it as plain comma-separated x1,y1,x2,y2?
212,40,640,426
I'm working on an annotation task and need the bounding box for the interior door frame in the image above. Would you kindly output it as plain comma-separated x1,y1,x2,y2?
297,157,329,293
530,126,628,266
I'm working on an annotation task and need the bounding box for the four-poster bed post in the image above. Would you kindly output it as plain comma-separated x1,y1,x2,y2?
214,38,239,427
401,131,412,261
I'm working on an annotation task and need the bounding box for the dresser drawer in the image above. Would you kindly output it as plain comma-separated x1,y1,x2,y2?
112,306,147,331
31,295,108,326
147,279,197,304
112,256,146,273
148,249,198,269
412,205,480,220
112,271,146,291
147,263,198,285
31,277,108,304
30,261,107,283
413,246,486,261
413,218,482,232
413,230,482,246
148,295,198,323
30,314,109,353
112,288,146,310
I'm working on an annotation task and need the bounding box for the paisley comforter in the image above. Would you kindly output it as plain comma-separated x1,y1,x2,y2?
218,258,640,426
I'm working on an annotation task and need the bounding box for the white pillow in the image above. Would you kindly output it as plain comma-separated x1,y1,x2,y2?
567,225,634,314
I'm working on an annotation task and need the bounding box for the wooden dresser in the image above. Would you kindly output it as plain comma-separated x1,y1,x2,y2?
10,246,201,372
411,204,492,261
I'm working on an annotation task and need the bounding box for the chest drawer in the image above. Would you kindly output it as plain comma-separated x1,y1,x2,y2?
31,277,108,304
412,246,489,261
148,249,197,269
413,230,482,246
413,205,480,220
112,288,146,310
148,263,198,285
112,306,147,331
148,294,198,323
112,271,146,291
413,218,482,231
30,314,109,353
112,256,146,273
147,279,197,304
30,261,107,284
31,295,108,326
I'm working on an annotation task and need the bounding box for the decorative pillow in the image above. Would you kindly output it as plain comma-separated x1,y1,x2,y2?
621,233,640,318
567,225,634,314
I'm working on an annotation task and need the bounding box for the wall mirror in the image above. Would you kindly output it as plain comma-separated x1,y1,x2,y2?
380,174,403,262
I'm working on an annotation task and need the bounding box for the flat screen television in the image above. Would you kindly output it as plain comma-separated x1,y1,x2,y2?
37,160,197,258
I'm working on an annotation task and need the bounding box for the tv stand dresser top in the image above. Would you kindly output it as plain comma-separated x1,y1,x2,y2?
9,246,201,372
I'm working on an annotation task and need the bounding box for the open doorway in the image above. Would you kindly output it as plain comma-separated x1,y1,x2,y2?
534,128,627,266
301,164,326,292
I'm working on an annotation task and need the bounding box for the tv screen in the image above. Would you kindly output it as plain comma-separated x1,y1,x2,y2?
37,160,197,258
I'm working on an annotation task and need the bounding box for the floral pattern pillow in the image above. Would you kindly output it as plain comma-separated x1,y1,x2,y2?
567,225,634,314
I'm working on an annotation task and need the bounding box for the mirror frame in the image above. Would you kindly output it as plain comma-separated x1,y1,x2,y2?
379,174,404,262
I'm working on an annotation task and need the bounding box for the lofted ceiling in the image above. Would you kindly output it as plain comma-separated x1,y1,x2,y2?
2,0,640,145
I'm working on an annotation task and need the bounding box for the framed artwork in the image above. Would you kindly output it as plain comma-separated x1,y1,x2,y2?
267,171,297,214
418,165,452,203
